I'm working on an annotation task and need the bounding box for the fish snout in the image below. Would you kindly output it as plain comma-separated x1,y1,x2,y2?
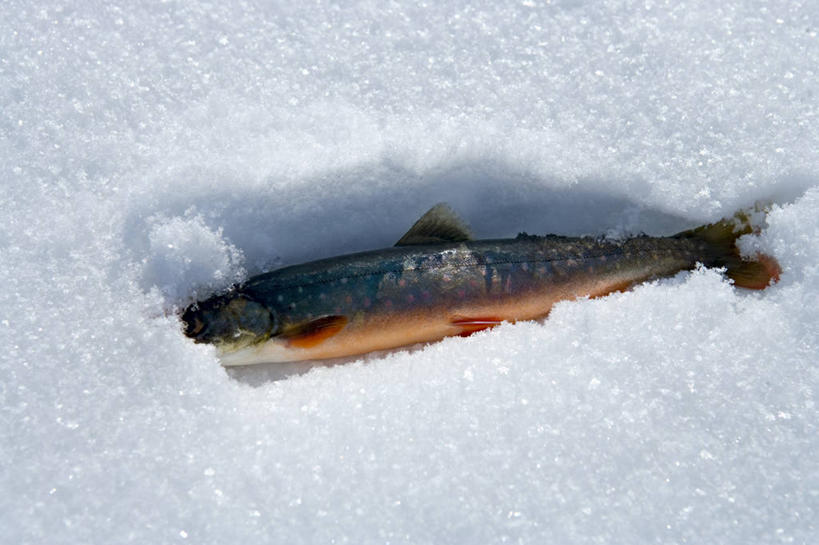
181,293,278,349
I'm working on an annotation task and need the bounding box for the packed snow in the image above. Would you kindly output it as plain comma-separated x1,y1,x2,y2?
2,0,818,543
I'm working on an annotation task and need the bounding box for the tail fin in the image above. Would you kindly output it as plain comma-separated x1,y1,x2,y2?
674,209,781,290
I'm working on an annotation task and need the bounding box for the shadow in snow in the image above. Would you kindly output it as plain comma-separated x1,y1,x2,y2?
124,159,697,280
126,158,813,384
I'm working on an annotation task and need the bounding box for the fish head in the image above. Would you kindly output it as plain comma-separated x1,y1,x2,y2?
181,292,278,351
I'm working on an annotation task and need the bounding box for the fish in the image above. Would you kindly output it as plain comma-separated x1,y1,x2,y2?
181,204,780,366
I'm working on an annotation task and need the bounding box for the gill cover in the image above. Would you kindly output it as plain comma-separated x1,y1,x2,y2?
182,293,278,350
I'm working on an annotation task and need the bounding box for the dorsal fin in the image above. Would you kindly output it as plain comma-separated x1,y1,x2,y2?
395,203,473,246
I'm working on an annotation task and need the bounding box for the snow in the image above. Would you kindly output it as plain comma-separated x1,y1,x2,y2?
2,0,818,543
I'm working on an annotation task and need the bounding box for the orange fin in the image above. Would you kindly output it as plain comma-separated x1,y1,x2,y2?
451,317,503,337
282,315,348,348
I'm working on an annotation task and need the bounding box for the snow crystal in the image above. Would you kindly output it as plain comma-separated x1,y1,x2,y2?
1,0,817,543
141,211,246,306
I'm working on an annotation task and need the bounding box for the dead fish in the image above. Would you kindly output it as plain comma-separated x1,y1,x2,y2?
181,204,780,365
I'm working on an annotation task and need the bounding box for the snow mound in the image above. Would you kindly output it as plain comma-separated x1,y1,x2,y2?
1,0,817,543
142,211,246,305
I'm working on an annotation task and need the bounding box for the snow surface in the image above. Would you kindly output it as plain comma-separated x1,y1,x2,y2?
2,0,818,543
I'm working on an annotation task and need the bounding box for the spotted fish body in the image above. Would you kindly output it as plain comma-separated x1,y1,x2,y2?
182,204,779,365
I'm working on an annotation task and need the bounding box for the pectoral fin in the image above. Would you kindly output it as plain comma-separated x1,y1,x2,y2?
281,315,349,348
